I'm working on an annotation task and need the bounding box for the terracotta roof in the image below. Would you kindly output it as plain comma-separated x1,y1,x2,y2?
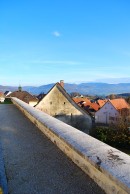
73,97,100,112
97,99,107,107
0,92,5,97
89,103,100,111
8,91,38,103
110,99,130,110
73,97,91,106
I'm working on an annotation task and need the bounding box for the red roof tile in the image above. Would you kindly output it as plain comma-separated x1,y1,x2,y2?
89,103,100,111
97,100,107,107
73,97,91,106
110,99,130,110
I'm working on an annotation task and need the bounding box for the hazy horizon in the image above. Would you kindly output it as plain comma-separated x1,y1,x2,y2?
2,77,130,87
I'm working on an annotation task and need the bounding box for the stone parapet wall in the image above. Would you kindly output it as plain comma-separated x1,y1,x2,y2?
11,97,130,194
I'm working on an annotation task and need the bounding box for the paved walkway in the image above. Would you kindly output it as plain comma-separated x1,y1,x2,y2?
0,105,105,194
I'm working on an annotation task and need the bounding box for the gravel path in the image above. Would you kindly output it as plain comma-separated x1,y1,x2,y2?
0,104,105,194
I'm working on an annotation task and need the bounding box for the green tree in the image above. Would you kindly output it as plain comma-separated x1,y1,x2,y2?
95,121,130,148
108,94,116,99
126,96,130,104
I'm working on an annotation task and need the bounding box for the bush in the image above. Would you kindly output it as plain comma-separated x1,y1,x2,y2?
95,123,130,148
2,98,12,104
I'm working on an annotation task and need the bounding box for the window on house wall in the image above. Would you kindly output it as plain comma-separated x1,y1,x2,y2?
109,116,115,121
50,102,52,105
64,102,66,105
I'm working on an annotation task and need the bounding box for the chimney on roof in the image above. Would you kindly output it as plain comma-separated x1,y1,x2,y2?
60,80,64,88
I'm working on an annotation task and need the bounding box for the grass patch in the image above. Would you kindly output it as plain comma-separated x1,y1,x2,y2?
0,188,3,194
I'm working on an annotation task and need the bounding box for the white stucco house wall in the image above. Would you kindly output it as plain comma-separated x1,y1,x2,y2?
0,96,5,102
95,100,120,124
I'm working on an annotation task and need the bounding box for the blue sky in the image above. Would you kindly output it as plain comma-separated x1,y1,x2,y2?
0,0,130,86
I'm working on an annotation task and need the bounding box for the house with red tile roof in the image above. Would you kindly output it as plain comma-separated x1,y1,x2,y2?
73,97,100,115
89,103,100,112
72,97,91,107
95,99,130,124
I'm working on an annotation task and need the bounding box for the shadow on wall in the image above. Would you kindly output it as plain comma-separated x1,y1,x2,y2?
55,114,91,134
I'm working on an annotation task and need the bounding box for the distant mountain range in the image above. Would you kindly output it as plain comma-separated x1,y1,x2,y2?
95,77,130,84
1,82,130,96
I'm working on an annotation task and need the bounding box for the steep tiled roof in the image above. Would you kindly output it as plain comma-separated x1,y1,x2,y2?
110,99,130,110
4,91,12,96
73,97,91,106
97,99,107,107
73,97,100,112
8,91,38,103
89,103,100,111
